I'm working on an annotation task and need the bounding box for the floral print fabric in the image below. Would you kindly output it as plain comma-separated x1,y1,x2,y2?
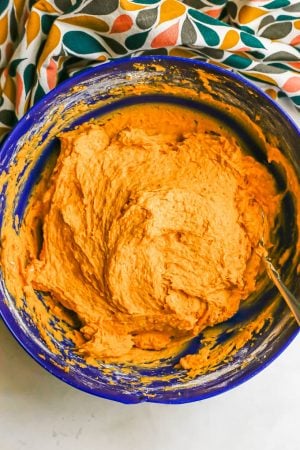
0,0,299,140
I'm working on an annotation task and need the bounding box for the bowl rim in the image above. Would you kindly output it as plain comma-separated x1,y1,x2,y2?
0,55,299,404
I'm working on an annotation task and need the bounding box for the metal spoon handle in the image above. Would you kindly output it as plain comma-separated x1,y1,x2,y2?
264,257,300,326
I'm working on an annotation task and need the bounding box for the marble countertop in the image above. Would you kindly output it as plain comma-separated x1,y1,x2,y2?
1,102,299,450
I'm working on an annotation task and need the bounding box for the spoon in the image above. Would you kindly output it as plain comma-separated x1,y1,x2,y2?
259,210,300,326
262,250,300,326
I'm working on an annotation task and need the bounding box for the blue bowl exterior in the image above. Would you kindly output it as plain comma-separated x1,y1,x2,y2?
0,56,299,404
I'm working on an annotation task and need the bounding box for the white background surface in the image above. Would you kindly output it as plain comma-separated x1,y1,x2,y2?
0,104,299,450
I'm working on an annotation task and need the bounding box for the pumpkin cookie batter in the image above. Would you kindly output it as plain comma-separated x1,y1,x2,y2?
20,103,279,367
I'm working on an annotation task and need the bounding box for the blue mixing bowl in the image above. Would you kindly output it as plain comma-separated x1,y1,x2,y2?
0,56,299,404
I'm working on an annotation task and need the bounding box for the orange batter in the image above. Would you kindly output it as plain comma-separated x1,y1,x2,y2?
19,103,280,367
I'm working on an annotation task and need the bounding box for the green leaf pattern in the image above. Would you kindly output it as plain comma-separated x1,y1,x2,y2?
0,0,299,141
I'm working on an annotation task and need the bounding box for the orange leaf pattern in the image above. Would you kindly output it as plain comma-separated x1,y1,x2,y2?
26,11,41,47
0,0,299,140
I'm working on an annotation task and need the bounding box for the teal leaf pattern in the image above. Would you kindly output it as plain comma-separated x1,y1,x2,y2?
240,32,265,49
41,15,57,35
24,64,36,95
0,0,300,142
33,83,46,103
9,59,26,77
63,31,105,54
265,0,290,9
0,0,9,15
125,31,149,50
223,54,252,69
189,9,223,26
193,22,220,46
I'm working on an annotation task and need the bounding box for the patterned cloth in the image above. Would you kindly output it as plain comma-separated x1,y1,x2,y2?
0,0,300,141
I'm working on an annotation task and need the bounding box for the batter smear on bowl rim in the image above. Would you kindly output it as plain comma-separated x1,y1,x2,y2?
1,103,283,373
